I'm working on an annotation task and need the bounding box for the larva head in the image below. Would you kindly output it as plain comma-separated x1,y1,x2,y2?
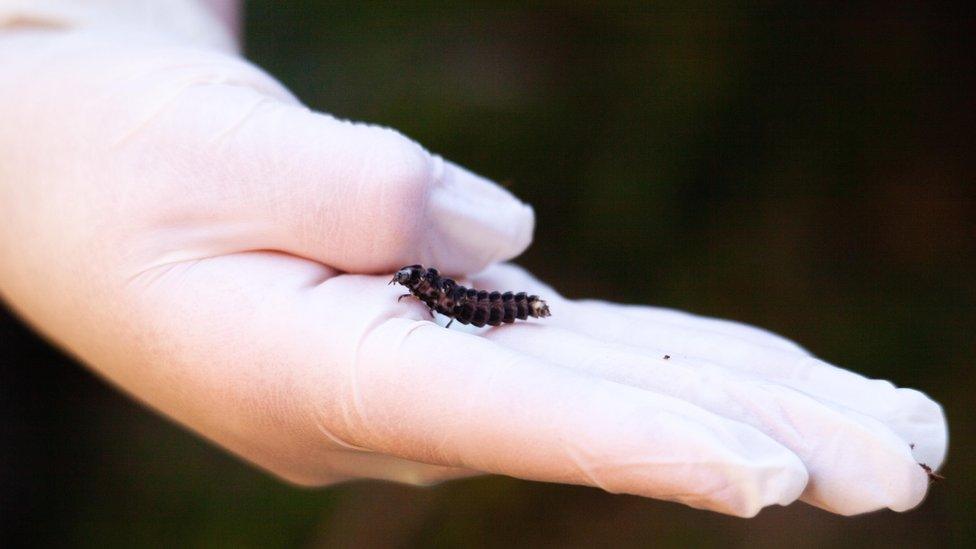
390,264,424,287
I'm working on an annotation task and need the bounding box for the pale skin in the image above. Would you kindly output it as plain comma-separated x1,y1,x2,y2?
0,0,946,517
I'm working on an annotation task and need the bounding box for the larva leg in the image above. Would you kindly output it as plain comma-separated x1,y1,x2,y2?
397,294,412,302
445,318,454,329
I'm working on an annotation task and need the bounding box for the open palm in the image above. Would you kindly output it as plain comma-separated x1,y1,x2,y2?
0,22,945,518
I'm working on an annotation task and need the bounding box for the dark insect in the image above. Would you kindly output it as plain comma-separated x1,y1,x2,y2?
390,265,551,328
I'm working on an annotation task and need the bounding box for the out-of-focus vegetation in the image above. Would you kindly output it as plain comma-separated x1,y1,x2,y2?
2,2,972,547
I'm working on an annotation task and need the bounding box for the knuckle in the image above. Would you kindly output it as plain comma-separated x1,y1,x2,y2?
341,125,433,259
380,161,434,249
358,126,433,201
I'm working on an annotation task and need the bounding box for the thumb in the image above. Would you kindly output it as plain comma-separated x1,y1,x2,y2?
145,82,535,275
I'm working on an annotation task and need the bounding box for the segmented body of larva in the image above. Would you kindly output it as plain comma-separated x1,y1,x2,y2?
390,265,551,328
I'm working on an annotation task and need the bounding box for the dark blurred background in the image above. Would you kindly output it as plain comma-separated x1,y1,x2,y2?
2,1,973,547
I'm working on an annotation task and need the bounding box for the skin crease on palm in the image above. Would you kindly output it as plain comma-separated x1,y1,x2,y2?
0,1,947,518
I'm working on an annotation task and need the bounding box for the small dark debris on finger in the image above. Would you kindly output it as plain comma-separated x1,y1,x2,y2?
919,463,945,482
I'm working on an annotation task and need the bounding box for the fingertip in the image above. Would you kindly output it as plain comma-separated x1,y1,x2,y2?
799,422,932,515
890,463,931,513
560,381,808,516
426,160,535,274
899,387,949,471
686,451,807,518
713,425,810,517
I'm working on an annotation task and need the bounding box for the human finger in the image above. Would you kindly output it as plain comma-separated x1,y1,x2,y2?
484,323,929,514
473,264,947,471
120,80,534,275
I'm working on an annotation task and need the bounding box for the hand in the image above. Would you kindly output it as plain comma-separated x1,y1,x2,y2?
0,2,945,518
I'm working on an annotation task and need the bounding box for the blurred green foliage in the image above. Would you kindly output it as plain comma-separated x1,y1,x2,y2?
3,2,973,547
